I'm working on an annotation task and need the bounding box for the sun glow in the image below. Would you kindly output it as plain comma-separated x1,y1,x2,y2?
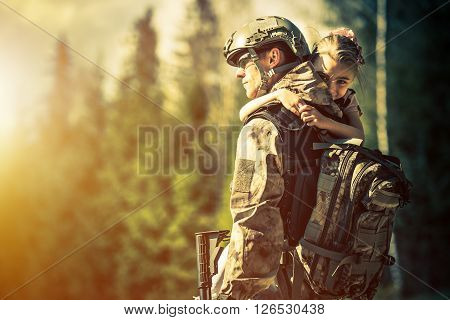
0,63,19,138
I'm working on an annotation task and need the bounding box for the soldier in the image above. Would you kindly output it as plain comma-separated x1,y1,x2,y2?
217,16,337,300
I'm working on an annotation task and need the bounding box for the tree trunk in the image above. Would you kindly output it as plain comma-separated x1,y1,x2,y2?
376,0,403,298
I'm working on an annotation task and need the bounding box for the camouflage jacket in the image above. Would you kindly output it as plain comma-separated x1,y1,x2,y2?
219,61,338,300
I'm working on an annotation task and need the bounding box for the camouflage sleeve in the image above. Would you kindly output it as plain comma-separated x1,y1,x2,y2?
219,118,285,300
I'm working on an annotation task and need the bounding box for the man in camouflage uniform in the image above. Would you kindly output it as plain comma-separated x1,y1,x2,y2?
217,16,334,300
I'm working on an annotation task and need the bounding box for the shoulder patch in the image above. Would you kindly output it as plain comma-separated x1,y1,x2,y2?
233,159,255,193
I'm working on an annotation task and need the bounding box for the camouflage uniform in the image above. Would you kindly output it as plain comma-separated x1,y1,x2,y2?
219,61,343,300
218,116,284,300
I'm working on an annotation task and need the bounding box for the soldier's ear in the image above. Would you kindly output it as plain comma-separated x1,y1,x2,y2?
269,48,282,67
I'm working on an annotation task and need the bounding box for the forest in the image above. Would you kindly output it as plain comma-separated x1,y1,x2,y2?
0,0,449,299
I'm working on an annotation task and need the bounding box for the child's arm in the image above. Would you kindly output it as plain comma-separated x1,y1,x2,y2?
239,89,301,121
299,105,365,140
240,89,365,140
239,91,279,121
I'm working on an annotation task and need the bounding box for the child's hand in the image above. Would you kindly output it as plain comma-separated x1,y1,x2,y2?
276,89,304,116
298,105,332,129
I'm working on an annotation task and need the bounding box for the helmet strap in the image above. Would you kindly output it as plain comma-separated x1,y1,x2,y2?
248,48,271,93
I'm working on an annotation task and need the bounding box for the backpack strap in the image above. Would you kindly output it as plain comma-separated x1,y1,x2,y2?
244,104,322,246
312,138,364,150
300,237,395,295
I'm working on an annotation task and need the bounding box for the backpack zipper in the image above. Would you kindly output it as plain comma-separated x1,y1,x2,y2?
352,161,376,199
370,178,385,194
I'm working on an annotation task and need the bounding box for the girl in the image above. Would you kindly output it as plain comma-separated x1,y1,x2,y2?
239,28,366,141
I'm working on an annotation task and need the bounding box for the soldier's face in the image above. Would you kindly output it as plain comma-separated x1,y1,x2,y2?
236,54,271,99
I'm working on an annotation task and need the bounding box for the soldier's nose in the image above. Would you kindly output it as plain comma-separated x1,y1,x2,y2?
236,68,245,78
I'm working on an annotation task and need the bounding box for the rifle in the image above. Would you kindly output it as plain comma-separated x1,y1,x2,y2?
195,230,230,300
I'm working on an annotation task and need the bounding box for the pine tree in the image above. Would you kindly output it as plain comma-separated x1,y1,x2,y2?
99,8,180,299
44,37,75,145
161,0,226,298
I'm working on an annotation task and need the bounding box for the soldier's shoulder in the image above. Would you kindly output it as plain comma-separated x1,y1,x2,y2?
238,118,281,156
243,117,279,136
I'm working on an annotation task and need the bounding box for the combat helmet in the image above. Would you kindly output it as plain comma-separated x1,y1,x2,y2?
224,16,310,90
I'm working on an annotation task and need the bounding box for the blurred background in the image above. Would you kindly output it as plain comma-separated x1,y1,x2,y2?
0,0,449,299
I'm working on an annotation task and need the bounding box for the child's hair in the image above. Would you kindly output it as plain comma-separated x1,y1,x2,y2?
311,27,365,81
